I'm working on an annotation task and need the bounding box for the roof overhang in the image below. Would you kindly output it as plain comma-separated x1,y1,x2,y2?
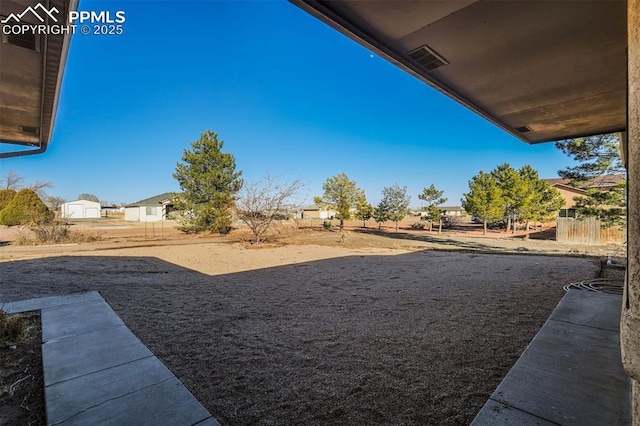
290,0,627,144
0,0,77,158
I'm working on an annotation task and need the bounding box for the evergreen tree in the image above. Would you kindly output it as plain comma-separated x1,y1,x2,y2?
462,172,505,235
518,165,564,231
0,189,52,226
354,193,373,228
491,163,524,232
373,202,389,230
0,189,17,211
418,184,447,233
173,130,243,233
556,133,626,227
574,182,626,227
555,134,624,183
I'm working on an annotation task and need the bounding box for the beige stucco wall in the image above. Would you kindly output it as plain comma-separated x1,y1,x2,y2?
621,0,640,423
553,186,585,209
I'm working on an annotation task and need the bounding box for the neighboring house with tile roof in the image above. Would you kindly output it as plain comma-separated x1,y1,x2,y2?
124,193,176,222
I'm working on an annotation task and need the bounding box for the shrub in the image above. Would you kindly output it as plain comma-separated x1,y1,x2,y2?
411,222,425,230
11,230,34,245
0,311,28,344
0,189,52,226
11,221,103,245
30,221,72,243
323,220,332,230
0,189,17,211
443,215,462,229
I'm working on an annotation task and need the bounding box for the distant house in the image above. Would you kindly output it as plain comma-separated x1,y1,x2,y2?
546,174,625,191
61,199,101,219
545,179,588,213
439,206,466,217
301,204,336,219
545,175,625,217
124,193,175,222
412,206,465,217
102,205,125,214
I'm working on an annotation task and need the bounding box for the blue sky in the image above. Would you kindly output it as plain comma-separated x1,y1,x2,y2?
2,0,576,207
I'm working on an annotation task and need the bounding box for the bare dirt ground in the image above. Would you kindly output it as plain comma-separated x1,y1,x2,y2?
0,216,626,261
0,218,624,425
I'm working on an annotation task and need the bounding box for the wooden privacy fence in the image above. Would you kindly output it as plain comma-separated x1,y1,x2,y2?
556,217,626,244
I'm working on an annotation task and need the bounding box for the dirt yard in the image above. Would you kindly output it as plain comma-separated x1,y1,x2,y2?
0,219,621,425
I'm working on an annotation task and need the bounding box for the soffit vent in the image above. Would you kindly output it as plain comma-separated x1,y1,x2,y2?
408,45,449,71
515,126,532,133
20,125,40,135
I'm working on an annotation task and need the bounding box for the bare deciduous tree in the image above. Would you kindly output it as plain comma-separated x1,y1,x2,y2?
1,171,53,199
237,175,304,244
29,180,53,199
46,195,66,213
1,171,24,189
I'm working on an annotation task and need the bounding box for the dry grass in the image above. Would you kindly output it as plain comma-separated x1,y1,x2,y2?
11,221,103,246
0,249,599,425
0,311,28,344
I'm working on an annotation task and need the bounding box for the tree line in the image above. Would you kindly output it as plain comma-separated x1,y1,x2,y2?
173,132,561,241
173,130,626,243
462,164,564,235
2,130,623,244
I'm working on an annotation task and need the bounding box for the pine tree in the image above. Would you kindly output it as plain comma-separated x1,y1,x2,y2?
418,184,447,233
555,134,624,183
518,165,564,231
556,133,626,227
173,130,243,233
354,193,373,228
462,172,505,235
373,202,389,230
491,163,525,232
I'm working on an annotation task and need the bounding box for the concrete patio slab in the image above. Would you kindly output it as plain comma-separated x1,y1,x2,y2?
43,324,153,386
548,289,621,332
194,418,223,426
52,376,214,426
3,291,218,425
45,356,173,424
472,401,557,425
41,298,126,342
472,290,631,425
2,291,102,314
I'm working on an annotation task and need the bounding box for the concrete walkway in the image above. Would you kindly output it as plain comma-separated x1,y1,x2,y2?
472,289,631,425
2,291,218,426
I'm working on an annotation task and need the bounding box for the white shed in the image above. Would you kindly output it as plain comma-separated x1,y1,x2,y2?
61,199,101,219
